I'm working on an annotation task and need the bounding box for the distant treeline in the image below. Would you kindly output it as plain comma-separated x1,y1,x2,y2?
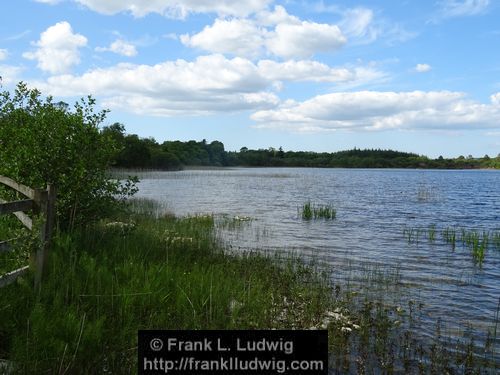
103,123,500,170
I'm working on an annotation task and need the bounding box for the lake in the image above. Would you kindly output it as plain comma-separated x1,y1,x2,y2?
133,167,500,348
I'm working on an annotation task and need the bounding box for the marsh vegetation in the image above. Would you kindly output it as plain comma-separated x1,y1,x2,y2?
2,200,498,373
299,201,337,220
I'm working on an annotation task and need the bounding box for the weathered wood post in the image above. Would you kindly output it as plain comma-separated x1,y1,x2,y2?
33,184,56,291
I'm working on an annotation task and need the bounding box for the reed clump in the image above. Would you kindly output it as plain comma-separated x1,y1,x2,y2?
300,201,336,220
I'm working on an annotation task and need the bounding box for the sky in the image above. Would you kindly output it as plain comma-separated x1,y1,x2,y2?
1,0,500,157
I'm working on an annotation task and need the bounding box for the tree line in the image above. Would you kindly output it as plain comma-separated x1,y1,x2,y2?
103,123,500,170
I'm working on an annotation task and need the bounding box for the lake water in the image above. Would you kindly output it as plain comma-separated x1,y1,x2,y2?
134,167,500,347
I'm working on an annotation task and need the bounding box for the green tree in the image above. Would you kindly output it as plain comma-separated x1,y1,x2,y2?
116,134,152,167
0,82,137,229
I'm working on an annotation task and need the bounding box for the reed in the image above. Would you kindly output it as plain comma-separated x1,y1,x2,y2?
442,227,457,250
299,201,336,220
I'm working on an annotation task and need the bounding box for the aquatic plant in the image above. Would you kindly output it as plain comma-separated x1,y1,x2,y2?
299,201,336,220
442,227,457,250
403,226,416,243
403,226,423,244
403,225,500,265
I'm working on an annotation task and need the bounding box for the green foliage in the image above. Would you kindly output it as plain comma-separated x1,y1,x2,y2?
0,82,137,229
100,131,500,170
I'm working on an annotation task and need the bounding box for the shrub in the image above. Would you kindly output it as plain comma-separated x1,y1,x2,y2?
0,82,137,229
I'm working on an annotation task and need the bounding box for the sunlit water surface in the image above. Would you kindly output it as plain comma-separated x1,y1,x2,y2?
133,168,500,347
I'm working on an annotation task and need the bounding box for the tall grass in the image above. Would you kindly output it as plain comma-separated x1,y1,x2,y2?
0,212,336,373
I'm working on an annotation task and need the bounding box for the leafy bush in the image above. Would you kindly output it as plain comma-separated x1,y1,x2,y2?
0,82,137,229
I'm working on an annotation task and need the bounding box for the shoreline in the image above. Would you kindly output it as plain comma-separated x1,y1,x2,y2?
110,165,500,172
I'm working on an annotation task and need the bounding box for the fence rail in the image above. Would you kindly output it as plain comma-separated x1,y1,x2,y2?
0,176,55,290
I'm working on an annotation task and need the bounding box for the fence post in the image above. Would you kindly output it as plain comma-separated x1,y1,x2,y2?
33,184,56,291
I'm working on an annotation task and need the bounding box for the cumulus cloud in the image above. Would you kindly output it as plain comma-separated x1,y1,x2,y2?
96,39,137,57
31,54,385,116
73,0,271,18
33,54,275,115
437,0,490,19
181,6,346,59
0,49,8,61
251,91,500,133
257,60,386,85
181,19,266,58
266,21,346,59
415,63,432,73
256,5,299,26
102,91,279,116
23,21,87,74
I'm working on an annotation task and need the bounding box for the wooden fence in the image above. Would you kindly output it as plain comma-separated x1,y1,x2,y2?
0,176,55,290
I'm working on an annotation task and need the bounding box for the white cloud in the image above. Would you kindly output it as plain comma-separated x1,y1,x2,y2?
256,5,299,26
96,39,137,57
266,21,346,59
251,91,500,133
181,6,346,59
257,60,386,86
73,0,271,18
0,49,8,61
415,63,432,73
181,19,266,58
23,21,87,74
102,91,279,116
31,54,385,116
437,0,490,18
33,54,275,116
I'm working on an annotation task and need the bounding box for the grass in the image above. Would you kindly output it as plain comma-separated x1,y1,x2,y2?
0,209,337,373
299,201,336,220
0,216,31,276
1,203,498,373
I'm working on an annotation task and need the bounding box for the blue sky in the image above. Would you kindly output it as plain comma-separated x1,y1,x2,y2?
1,0,500,157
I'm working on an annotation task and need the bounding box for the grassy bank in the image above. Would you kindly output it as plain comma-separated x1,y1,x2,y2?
1,204,498,373
0,210,335,373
